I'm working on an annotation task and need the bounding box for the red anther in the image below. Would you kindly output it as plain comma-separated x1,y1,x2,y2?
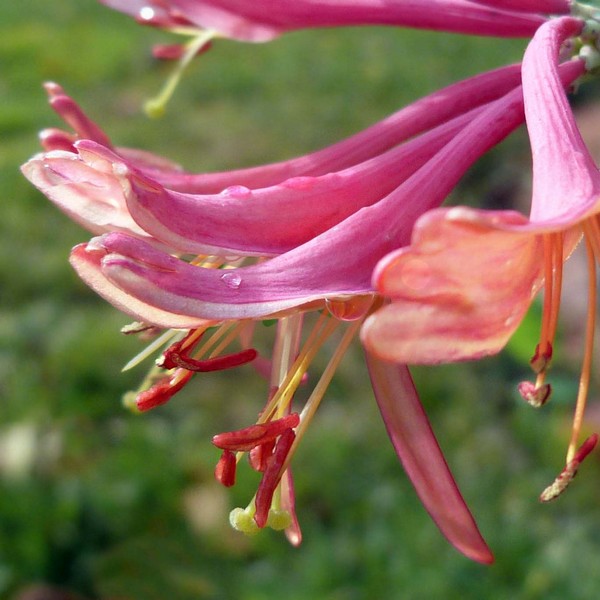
529,342,553,374
160,333,258,373
540,433,599,502
135,369,193,412
254,429,296,528
171,348,258,373
574,432,599,463
249,438,276,472
215,450,237,487
212,413,300,452
518,381,551,407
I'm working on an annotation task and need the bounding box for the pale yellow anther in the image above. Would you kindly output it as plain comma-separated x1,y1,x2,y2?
266,509,292,531
229,507,260,536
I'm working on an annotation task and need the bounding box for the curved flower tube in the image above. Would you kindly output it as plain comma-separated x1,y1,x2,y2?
31,64,523,195
42,68,537,565
71,80,530,324
32,105,480,257
365,351,492,563
100,0,547,41
468,0,569,13
362,17,586,365
362,16,599,498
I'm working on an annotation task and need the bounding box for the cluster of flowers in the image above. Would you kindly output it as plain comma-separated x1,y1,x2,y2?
22,0,600,564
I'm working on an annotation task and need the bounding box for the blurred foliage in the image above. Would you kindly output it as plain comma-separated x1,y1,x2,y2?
4,1,600,599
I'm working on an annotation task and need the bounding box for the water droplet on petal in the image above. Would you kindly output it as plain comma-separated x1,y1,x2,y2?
326,295,374,321
221,271,242,289
221,185,252,199
281,176,315,190
139,7,156,21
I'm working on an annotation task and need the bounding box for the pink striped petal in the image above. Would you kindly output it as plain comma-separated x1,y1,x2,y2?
362,51,587,364
101,0,545,40
468,0,569,13
86,85,527,322
365,351,493,564
361,208,543,363
69,241,211,329
522,17,600,225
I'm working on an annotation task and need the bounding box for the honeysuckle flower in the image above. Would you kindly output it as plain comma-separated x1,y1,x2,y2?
98,0,555,115
100,0,551,43
26,62,523,203
362,15,600,500
23,56,551,563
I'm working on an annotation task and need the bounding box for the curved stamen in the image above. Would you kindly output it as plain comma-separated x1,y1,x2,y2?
566,226,597,462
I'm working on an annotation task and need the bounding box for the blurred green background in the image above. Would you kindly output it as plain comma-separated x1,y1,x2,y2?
3,2,600,598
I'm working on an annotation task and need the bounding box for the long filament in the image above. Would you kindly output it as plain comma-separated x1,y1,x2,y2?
566,229,597,462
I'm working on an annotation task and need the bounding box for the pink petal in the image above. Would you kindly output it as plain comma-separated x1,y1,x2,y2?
34,65,523,197
365,350,493,564
522,17,600,225
115,107,480,256
468,0,569,13
69,241,211,329
362,56,586,364
104,0,545,41
362,208,542,364
90,84,528,321
21,150,150,239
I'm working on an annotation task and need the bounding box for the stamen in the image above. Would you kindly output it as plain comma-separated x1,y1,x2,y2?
540,433,598,502
281,320,364,474
254,429,296,528
144,29,216,118
135,368,193,411
566,232,597,463
258,313,339,424
518,381,551,407
531,233,563,377
520,233,564,406
229,506,260,536
212,413,300,452
122,328,183,371
163,340,258,372
215,449,237,487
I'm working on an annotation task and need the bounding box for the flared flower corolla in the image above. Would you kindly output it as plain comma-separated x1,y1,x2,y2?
100,0,555,42
362,15,600,499
23,60,551,563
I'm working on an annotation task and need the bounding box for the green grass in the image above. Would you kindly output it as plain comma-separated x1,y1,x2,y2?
3,2,600,599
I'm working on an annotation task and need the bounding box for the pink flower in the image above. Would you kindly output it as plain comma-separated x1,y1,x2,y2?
100,0,553,42
362,16,599,499
22,60,541,562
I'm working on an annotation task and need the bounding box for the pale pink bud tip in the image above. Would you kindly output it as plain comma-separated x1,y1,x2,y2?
540,433,599,502
518,381,552,407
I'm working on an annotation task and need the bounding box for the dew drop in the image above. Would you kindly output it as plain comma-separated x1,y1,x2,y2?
221,185,252,199
281,176,315,190
220,271,242,289
42,163,66,186
138,7,156,21
326,295,374,321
